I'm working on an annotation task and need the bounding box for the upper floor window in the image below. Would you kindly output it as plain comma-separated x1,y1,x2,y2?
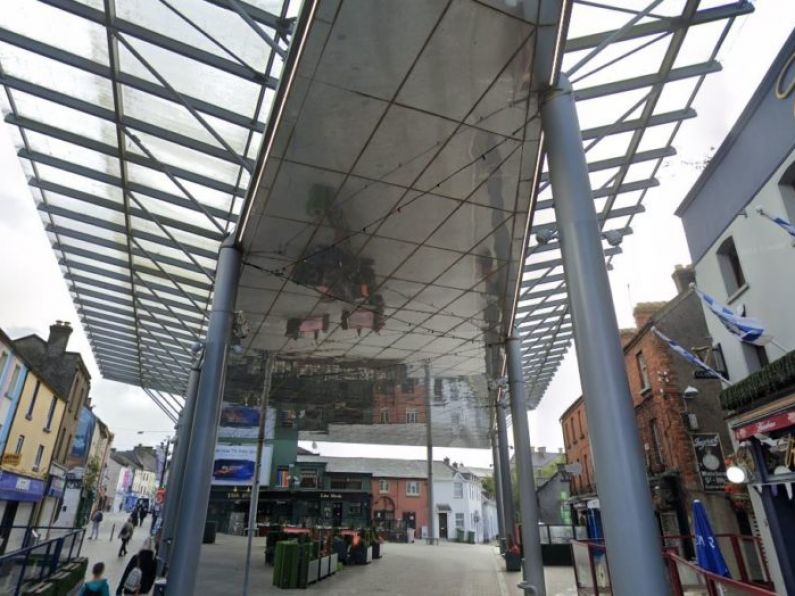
578,411,585,438
406,409,418,424
45,396,58,431
717,237,746,296
6,365,21,397
406,481,420,496
299,470,318,489
454,482,463,498
34,445,45,470
636,352,650,392
0,352,8,376
379,479,389,493
26,381,41,419
649,419,665,469
15,434,25,455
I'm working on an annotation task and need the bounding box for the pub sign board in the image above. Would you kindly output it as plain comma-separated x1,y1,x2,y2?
692,433,728,492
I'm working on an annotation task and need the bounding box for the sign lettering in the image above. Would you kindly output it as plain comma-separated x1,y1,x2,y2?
692,433,727,492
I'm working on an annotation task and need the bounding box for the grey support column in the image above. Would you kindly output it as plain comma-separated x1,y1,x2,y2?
167,236,241,595
158,350,202,574
490,427,507,552
506,327,545,596
495,391,515,546
424,362,436,544
541,75,669,595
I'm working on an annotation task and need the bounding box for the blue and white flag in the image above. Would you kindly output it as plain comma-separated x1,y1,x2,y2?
694,287,769,346
652,327,729,384
758,207,795,239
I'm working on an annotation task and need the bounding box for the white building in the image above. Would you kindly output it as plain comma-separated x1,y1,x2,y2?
676,31,795,594
432,461,496,543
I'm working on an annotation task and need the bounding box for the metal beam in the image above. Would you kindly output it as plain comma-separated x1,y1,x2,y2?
0,30,270,130
538,147,675,183
532,204,645,235
565,2,754,52
38,0,273,83
581,108,696,140
524,247,621,274
0,74,254,167
535,179,659,210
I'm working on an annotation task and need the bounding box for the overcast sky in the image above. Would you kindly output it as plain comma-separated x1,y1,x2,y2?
1,3,793,467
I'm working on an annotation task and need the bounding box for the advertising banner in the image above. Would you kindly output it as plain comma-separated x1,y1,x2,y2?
68,407,96,468
211,443,273,486
692,433,728,492
217,402,275,440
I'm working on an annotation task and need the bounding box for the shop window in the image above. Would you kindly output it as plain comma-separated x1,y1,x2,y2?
406,409,418,424
14,434,24,455
379,479,389,493
455,513,464,529
349,503,362,515
45,396,57,431
25,381,41,419
636,352,650,392
380,409,389,424
454,482,463,498
406,481,420,496
33,445,44,471
717,237,746,296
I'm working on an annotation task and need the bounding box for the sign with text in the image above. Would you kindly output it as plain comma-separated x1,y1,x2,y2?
218,403,276,440
735,409,795,440
692,433,727,492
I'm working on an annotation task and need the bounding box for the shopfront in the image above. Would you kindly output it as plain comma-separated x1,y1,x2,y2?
0,470,45,554
729,392,795,590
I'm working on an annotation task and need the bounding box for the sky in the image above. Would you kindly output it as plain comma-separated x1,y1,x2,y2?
0,3,793,465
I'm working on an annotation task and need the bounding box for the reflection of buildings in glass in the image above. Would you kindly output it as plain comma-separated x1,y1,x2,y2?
431,376,490,448
371,377,426,425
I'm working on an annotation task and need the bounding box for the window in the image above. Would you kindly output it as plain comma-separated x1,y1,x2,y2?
636,352,651,392
379,479,390,493
14,435,25,455
743,343,770,373
570,419,577,444
649,419,665,468
0,352,8,375
583,454,590,489
454,482,463,498
717,237,746,296
455,513,464,529
6,365,21,396
711,344,730,379
25,381,41,419
380,409,389,424
45,396,57,431
406,481,420,496
406,409,418,424
33,445,44,470
299,470,318,488
578,411,585,438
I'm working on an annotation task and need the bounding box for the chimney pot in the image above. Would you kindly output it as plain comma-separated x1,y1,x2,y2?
671,264,696,294
47,321,74,359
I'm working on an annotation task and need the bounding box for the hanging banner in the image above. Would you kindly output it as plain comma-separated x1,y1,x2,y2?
211,444,273,486
692,433,728,492
217,402,275,440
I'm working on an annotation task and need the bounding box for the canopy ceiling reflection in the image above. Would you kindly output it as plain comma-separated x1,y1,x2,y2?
0,0,752,446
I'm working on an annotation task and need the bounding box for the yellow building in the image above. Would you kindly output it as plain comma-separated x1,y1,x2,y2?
0,362,66,552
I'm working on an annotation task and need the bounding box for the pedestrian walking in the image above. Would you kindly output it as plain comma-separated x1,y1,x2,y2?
116,538,157,595
118,518,134,557
130,508,139,528
80,562,111,596
89,509,104,540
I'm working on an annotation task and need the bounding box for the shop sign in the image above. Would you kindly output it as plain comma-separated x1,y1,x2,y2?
692,433,727,492
0,471,45,502
735,410,795,440
320,492,343,500
2,453,21,466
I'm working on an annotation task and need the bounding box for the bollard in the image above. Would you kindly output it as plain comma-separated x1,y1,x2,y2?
110,524,116,541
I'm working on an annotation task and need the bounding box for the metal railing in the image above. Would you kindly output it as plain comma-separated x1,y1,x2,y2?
571,535,775,596
0,528,85,595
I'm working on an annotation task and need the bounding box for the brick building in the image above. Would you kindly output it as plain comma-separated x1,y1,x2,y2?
561,266,741,544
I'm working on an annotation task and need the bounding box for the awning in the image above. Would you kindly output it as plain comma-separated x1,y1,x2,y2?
436,503,452,513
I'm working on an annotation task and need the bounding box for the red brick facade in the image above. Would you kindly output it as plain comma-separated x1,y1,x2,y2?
371,476,428,532
371,379,428,425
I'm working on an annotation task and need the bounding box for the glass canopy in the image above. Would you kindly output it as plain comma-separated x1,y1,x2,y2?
0,0,752,439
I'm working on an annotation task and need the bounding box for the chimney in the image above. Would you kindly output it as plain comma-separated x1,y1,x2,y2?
537,446,546,457
46,321,73,359
443,456,450,465
558,447,563,454
633,302,665,329
671,264,696,294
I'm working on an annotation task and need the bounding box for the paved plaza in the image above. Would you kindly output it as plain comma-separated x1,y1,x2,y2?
79,512,576,595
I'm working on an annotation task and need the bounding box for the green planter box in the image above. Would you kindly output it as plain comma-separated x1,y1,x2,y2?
21,581,56,596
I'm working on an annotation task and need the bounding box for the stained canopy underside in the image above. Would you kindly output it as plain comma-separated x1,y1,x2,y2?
1,0,751,441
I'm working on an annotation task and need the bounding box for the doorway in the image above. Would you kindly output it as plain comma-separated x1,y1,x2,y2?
402,511,416,529
438,513,448,539
0,501,19,555
332,502,343,526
